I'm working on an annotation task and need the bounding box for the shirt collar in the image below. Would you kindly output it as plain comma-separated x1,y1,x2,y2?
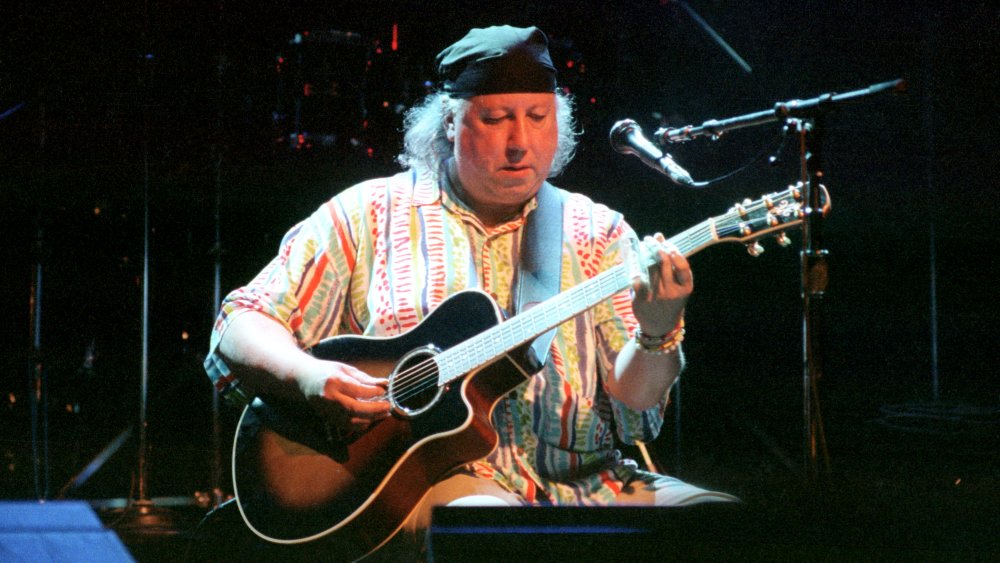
411,169,442,206
434,159,538,231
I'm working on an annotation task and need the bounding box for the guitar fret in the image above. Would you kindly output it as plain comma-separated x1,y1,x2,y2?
436,186,809,387
440,224,711,384
437,265,631,385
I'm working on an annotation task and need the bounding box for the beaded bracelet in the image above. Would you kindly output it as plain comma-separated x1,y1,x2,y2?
634,319,685,356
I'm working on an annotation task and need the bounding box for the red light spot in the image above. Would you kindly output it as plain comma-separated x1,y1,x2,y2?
590,97,597,104
566,60,574,68
392,23,399,51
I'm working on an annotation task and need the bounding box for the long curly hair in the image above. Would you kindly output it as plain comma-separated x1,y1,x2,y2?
397,90,580,179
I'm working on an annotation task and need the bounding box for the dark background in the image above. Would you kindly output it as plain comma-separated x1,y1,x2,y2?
2,0,997,557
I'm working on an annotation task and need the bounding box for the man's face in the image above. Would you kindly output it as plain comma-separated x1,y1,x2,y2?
447,92,558,224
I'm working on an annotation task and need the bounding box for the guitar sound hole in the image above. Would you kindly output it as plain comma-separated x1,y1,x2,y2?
388,345,444,419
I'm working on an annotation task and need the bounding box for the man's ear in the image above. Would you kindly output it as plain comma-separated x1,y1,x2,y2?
441,100,455,143
444,111,456,142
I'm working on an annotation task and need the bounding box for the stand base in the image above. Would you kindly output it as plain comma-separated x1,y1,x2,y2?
108,500,183,539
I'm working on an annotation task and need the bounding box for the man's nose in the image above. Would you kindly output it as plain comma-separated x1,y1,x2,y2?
507,119,528,155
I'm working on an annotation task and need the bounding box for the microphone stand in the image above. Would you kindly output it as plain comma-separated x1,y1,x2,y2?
792,115,831,485
209,47,227,507
656,79,904,485
29,213,50,501
111,10,178,537
113,77,179,536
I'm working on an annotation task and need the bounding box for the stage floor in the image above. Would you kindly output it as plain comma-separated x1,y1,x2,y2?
83,402,1000,560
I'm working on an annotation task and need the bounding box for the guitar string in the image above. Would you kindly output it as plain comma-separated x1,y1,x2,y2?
386,228,719,405
385,271,622,404
386,217,745,405
388,206,779,405
383,190,797,406
386,255,640,403
383,261,627,402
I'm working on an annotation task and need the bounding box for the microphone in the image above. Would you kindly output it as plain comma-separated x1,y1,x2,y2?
609,119,704,187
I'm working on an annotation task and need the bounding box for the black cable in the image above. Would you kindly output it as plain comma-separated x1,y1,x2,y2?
688,130,786,188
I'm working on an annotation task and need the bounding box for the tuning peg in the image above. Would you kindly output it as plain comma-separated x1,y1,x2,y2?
746,242,765,257
775,233,792,247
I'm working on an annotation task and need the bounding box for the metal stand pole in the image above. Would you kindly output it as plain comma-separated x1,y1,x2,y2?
210,144,225,508
111,26,177,535
206,39,230,509
114,98,177,534
29,216,50,501
792,118,831,484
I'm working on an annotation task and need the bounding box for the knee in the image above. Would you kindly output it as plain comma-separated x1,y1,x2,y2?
446,494,519,508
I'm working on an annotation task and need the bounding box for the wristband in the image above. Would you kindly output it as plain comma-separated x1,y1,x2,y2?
634,319,685,356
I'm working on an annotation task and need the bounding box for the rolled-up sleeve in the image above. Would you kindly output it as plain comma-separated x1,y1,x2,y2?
204,189,363,404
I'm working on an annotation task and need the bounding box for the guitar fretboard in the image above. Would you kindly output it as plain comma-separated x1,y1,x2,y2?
433,217,721,385
430,180,812,386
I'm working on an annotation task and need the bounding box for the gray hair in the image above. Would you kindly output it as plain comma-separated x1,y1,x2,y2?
397,90,580,178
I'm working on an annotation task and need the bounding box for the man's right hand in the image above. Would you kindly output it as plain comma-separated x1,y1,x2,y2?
297,358,391,439
216,311,392,440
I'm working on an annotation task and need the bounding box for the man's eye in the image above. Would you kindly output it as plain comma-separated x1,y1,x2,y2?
529,113,548,122
482,117,503,125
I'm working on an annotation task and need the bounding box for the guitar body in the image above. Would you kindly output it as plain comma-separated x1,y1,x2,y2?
232,290,534,559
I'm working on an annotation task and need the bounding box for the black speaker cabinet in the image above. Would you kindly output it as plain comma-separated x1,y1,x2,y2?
427,505,752,562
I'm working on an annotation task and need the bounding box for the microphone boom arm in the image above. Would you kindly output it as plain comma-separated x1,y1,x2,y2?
656,78,905,143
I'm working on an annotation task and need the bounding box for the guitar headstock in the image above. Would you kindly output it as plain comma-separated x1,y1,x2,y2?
635,184,832,274
713,183,830,256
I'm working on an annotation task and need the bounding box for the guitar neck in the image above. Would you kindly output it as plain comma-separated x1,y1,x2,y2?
434,218,718,385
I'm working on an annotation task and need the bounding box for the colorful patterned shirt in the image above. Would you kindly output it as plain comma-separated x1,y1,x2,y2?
205,169,671,505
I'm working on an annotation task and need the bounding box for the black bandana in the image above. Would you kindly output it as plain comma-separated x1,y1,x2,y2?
436,25,557,98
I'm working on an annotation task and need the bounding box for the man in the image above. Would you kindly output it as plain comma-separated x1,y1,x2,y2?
205,25,734,558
